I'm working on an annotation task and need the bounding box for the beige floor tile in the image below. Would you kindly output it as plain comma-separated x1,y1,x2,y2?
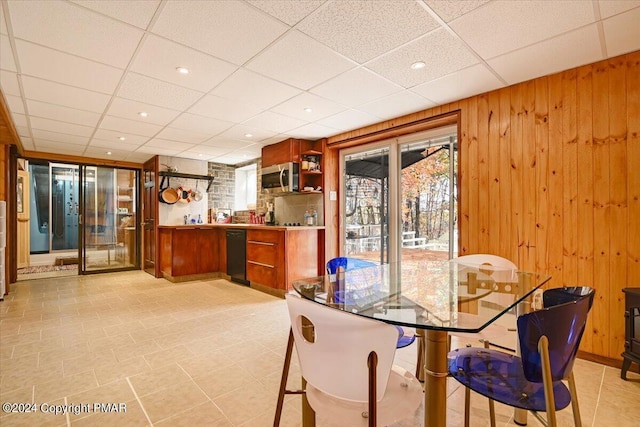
142,345,194,369
93,355,151,386
177,351,235,379
212,381,275,426
111,339,162,362
154,401,229,426
137,378,208,423
70,400,149,426
66,379,137,422
0,399,68,427
12,337,64,358
193,364,257,400
34,370,98,403
128,363,192,397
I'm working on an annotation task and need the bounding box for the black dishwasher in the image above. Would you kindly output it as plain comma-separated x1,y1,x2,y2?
226,229,249,285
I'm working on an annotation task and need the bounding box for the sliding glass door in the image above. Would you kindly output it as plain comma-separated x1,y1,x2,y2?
81,166,139,273
340,126,458,265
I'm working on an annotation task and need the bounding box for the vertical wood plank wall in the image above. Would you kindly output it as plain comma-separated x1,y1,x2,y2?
325,51,640,361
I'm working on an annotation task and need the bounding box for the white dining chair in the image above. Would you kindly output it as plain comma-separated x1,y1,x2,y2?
284,294,422,426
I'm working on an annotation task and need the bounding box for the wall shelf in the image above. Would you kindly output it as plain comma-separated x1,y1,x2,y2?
159,171,215,191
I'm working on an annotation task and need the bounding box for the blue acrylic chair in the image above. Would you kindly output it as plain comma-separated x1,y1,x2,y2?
447,286,595,427
326,257,416,349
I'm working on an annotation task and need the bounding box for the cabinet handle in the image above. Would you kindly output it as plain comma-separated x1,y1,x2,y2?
247,240,276,246
248,260,275,268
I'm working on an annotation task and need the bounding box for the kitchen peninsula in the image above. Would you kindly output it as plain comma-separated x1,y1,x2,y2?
158,224,324,297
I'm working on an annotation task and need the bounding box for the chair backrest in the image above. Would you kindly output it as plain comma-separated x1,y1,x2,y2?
285,294,398,402
326,257,376,274
543,286,595,310
517,287,595,383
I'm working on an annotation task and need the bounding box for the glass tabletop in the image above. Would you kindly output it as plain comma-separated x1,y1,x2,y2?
291,260,551,333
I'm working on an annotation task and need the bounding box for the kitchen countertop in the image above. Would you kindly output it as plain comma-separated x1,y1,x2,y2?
157,224,325,231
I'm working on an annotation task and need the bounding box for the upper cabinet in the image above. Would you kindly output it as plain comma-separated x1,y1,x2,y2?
261,138,304,168
300,140,323,193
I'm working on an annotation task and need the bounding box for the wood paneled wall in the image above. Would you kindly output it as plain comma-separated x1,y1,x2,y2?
324,50,640,361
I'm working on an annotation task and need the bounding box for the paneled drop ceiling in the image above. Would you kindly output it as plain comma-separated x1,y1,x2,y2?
0,0,638,165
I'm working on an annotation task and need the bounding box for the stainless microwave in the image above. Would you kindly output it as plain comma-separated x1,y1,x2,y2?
261,162,299,194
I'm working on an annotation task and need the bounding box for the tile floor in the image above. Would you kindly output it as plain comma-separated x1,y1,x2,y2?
1,271,639,426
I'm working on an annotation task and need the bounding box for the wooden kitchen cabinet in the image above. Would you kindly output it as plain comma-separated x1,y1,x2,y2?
261,138,307,168
246,229,283,289
246,228,318,294
159,227,221,280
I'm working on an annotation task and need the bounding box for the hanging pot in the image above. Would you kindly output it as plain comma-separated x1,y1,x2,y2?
192,182,203,202
177,187,193,203
158,181,179,204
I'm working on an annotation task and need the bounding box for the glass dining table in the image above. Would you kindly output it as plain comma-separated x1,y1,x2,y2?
290,260,551,427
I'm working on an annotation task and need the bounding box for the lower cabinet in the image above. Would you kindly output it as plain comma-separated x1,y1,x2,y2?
247,228,318,292
159,227,220,279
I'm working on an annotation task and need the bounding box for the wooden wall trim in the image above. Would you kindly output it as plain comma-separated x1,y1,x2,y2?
23,150,143,170
326,110,459,148
0,91,22,152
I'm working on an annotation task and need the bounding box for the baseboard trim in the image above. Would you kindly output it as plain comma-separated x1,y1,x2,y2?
577,350,640,374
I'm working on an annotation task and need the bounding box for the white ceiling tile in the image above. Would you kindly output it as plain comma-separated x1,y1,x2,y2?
317,109,380,132
33,140,87,155
0,70,20,96
21,76,110,113
246,30,355,90
26,100,101,127
241,111,308,134
154,127,210,144
10,113,28,128
70,0,161,29
188,94,264,123
257,135,295,146
411,64,504,105
20,137,35,151
175,150,212,161
187,145,232,157
598,1,640,18
210,68,301,110
83,146,132,162
124,151,155,163
217,124,277,143
151,0,289,65
117,73,204,110
424,0,490,23
170,113,233,135
15,40,124,94
310,68,403,107
92,128,149,146
139,139,196,152
450,0,596,59
602,7,640,57
200,137,254,150
5,95,25,114
131,34,238,92
134,145,184,156
31,129,90,145
358,91,436,120
1,35,17,72
366,28,479,88
271,92,347,121
488,25,603,86
247,0,324,26
297,0,439,64
7,0,144,68
30,116,94,137
106,98,181,126
89,138,143,150
15,125,30,138
99,115,163,137
288,122,339,139
0,4,7,35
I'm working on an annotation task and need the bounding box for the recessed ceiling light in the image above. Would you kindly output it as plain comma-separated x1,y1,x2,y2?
198,154,203,157
411,61,426,70
304,107,313,113
106,151,112,155
138,111,148,118
176,67,190,74
119,136,126,141
244,133,253,138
